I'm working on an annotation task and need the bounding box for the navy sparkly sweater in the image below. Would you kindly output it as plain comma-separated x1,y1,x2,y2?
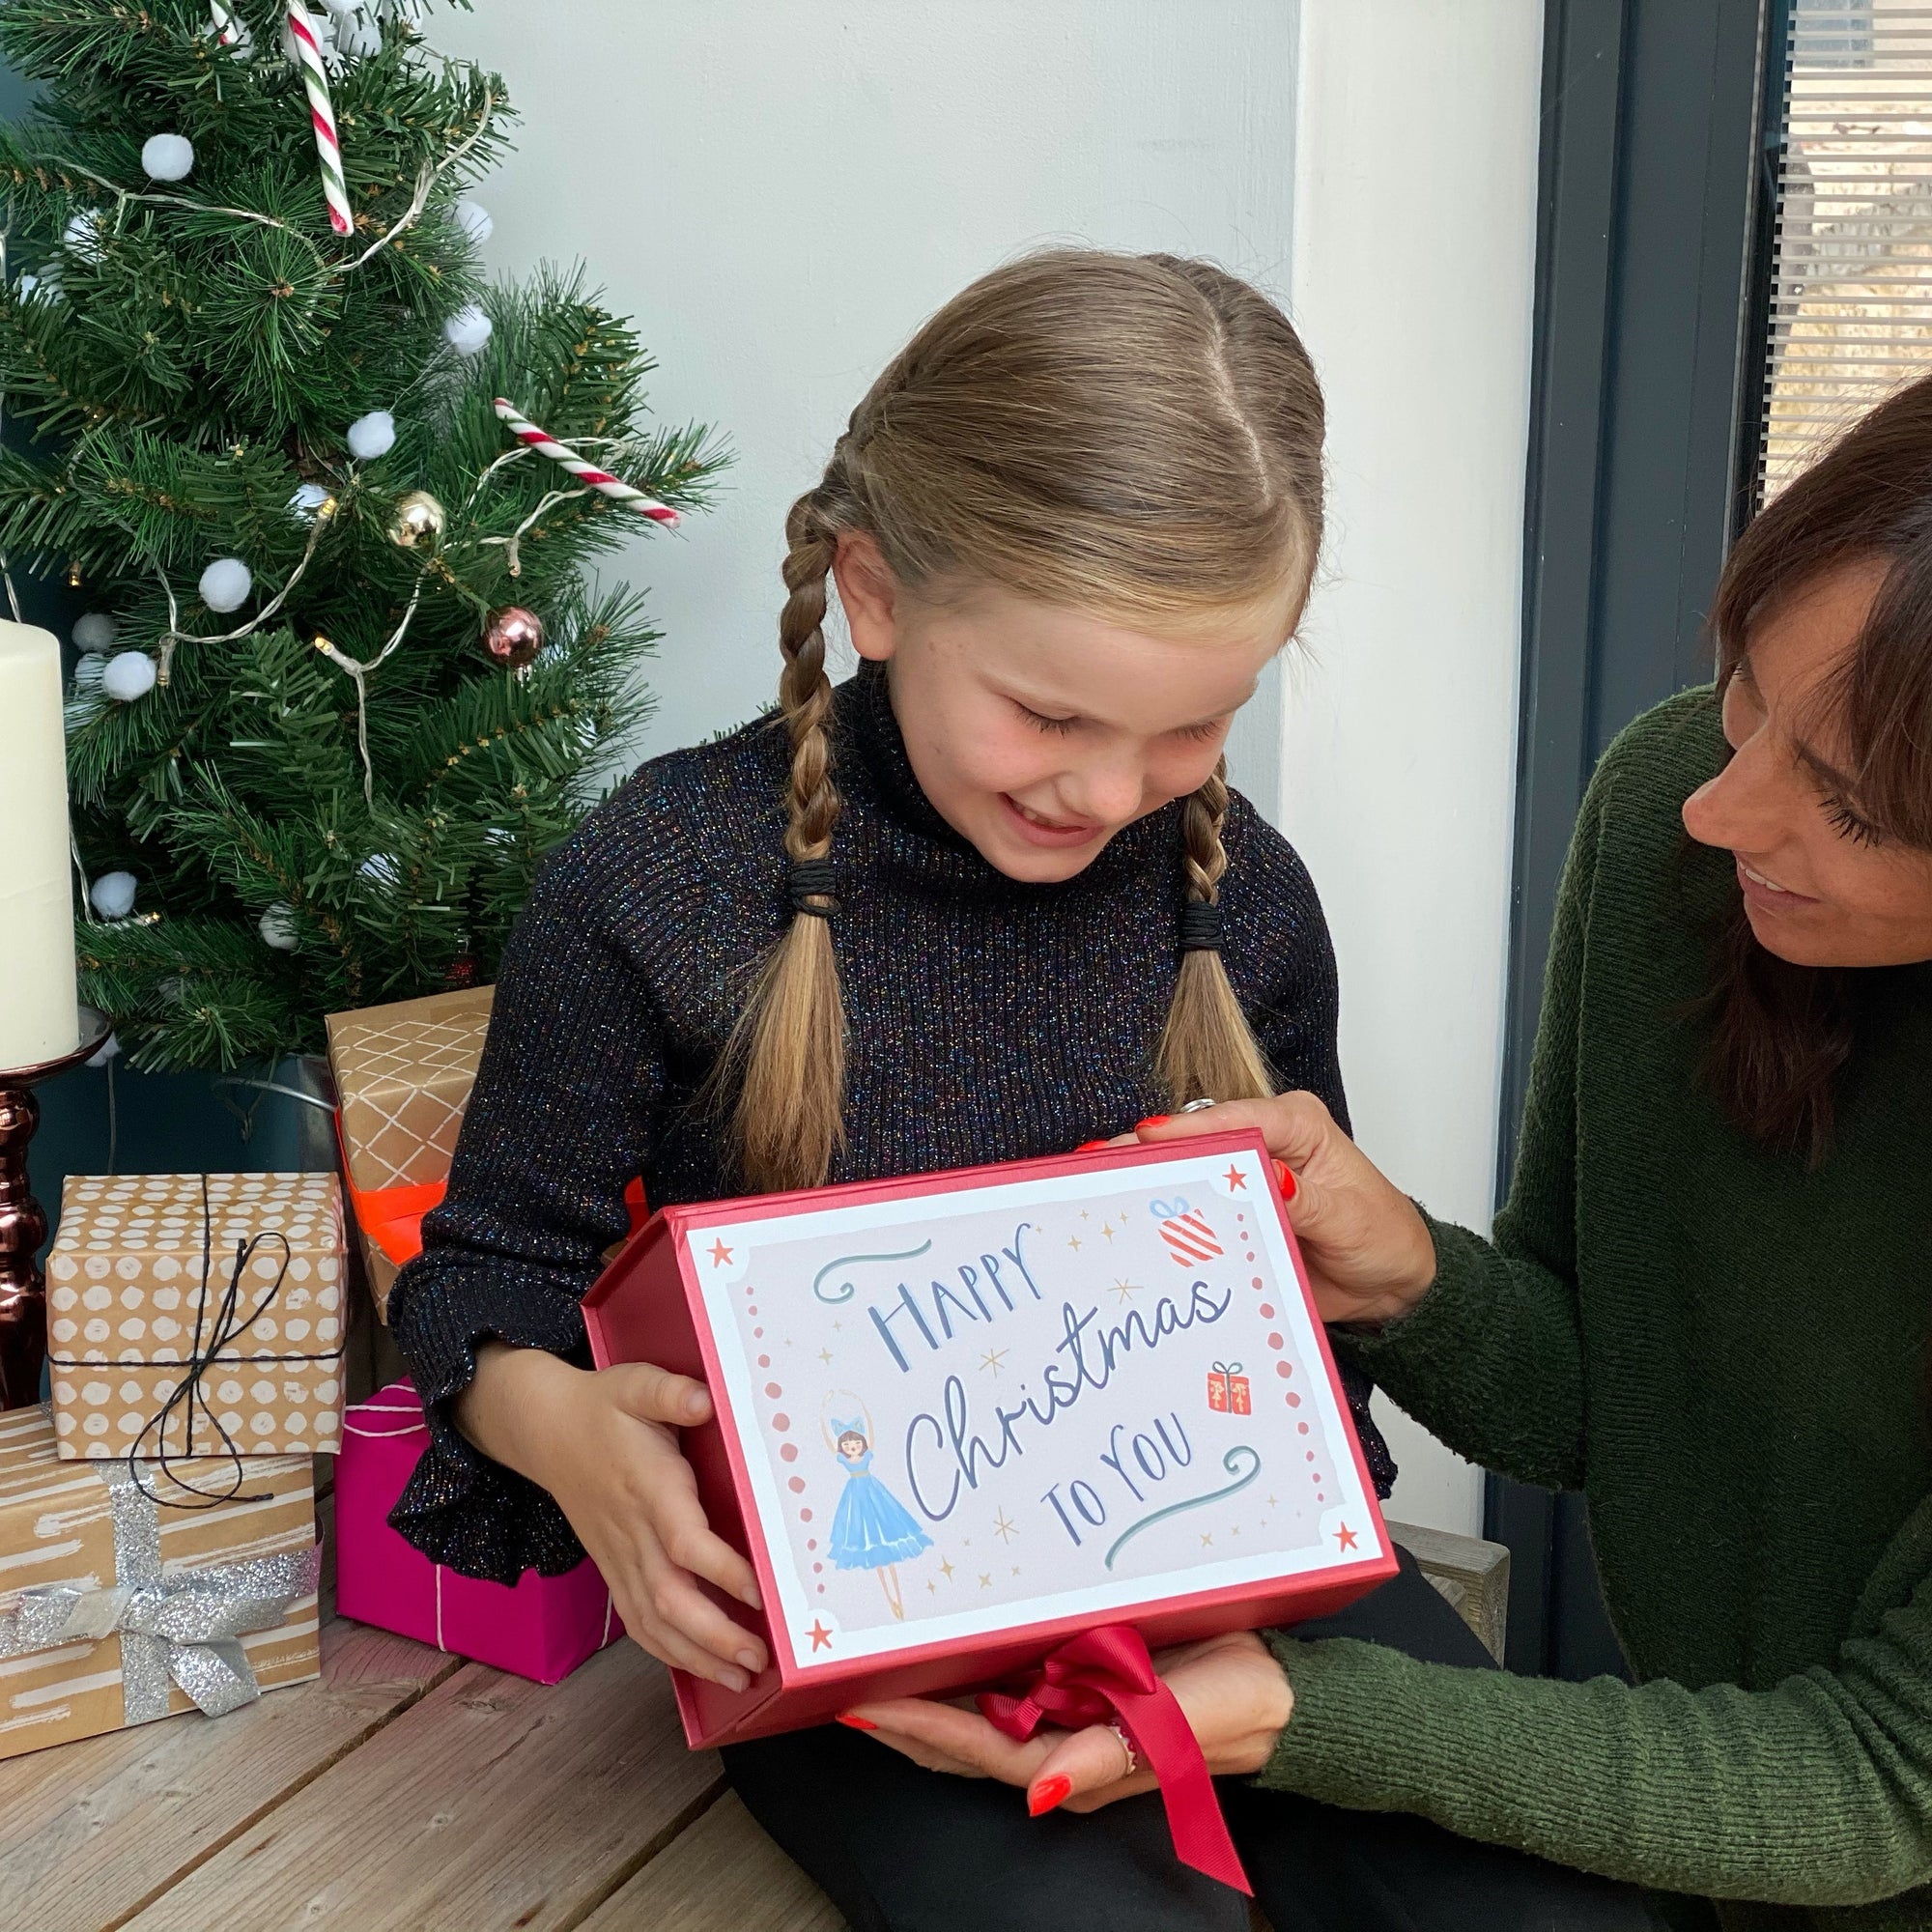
388,665,1394,1580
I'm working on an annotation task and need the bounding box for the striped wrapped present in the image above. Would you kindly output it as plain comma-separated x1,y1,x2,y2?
0,1406,320,1761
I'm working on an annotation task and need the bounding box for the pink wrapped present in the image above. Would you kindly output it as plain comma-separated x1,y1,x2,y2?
335,1380,623,1684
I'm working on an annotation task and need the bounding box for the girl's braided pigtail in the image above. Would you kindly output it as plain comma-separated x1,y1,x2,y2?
724,494,850,1191
1155,759,1275,1106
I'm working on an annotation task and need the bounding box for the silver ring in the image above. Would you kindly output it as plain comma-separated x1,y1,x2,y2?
1179,1097,1218,1113
1108,1721,1138,1778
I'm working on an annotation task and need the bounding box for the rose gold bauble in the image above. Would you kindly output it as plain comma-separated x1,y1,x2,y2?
482,605,543,669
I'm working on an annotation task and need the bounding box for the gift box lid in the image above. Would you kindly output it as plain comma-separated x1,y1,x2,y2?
584,1129,1393,1688
49,1171,344,1267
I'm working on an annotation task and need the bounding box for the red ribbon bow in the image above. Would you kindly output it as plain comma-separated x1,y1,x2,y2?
977,1625,1250,1894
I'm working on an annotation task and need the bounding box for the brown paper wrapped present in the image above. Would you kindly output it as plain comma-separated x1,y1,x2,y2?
326,985,495,1321
46,1173,347,1460
0,1406,319,1761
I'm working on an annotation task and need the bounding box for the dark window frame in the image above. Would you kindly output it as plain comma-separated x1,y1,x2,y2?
1492,0,1779,1678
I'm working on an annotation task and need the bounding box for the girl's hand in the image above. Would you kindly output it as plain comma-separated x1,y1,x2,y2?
843,1630,1292,1811
1131,1095,1436,1327
456,1343,767,1690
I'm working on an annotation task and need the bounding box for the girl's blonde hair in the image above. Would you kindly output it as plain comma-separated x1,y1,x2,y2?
727,248,1326,1192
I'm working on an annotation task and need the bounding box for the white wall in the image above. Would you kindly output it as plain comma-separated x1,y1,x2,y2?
437,1,1546,1537
436,0,1301,805
1284,4,1545,1534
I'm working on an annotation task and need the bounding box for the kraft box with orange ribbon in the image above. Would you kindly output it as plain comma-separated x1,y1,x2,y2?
581,1128,1396,1893
335,1380,624,1683
325,985,497,1321
45,1173,348,1461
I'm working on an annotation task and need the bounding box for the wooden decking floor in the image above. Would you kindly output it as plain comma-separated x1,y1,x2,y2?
0,1493,844,1932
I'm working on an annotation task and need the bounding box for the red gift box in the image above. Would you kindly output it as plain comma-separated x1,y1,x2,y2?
335,1380,624,1684
1207,1361,1252,1415
580,1128,1394,1753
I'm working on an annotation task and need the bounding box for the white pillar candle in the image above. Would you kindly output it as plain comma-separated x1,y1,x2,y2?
0,622,79,1068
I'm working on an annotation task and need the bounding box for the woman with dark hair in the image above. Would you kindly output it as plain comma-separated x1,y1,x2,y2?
851,375,1932,1927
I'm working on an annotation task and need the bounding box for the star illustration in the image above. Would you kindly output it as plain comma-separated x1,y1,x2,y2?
926,1579,938,1594
1066,1234,1083,1253
832,1320,843,1331
1266,1494,1278,1508
708,1237,734,1266
1101,1222,1117,1242
1199,1530,1213,1548
938,1556,956,1581
1080,1209,1090,1220
992,1509,1017,1544
980,1572,993,1589
980,1348,1009,1378
1230,1523,1242,1537
1225,1164,1247,1190
1334,1523,1359,1552
809,1619,833,1651
816,1348,835,1367
1010,1564,1021,1577
1109,1277,1141,1304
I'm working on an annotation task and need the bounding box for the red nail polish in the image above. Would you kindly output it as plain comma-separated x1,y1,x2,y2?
1136,1115,1171,1130
1073,1140,1109,1152
837,1712,879,1731
1028,1775,1073,1816
1274,1160,1297,1202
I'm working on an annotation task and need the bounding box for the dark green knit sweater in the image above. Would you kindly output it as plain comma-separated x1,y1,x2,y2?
1258,689,1932,1929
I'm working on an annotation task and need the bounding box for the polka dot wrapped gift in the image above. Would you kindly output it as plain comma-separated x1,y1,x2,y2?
45,1172,348,1462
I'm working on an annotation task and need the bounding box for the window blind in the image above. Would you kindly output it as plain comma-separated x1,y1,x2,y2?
1759,0,1932,502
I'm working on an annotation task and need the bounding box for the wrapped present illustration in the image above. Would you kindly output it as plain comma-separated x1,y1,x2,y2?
1207,1361,1251,1414
1151,1194,1223,1267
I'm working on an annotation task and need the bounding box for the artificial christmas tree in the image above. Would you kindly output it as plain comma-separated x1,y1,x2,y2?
0,0,721,1070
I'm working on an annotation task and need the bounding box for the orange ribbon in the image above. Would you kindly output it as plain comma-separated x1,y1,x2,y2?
334,1111,647,1266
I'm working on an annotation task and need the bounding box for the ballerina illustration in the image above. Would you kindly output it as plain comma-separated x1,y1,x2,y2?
822,1403,931,1621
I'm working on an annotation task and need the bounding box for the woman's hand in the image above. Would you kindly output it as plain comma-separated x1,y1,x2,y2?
1133,1095,1436,1327
457,1343,767,1690
843,1630,1292,1813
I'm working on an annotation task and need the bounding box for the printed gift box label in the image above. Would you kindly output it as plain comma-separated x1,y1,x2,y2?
684,1140,1380,1670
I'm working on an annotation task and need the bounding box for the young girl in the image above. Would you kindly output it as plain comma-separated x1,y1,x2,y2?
389,251,1650,1932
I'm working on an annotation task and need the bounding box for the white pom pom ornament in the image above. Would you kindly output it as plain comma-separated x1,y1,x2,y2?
101,651,158,701
101,653,158,707
89,870,137,919
442,305,493,355
141,133,194,182
72,611,117,652
332,11,380,57
199,556,252,613
63,211,102,261
289,481,333,520
258,904,299,951
452,200,493,244
347,410,396,461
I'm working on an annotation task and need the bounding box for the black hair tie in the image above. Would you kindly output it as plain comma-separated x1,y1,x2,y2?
789,857,838,919
1179,899,1224,952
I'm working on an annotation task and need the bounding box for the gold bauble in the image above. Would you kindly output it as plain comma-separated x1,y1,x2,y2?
389,489,447,549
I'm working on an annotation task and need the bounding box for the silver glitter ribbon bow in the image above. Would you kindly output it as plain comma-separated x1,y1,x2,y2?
0,1460,320,1723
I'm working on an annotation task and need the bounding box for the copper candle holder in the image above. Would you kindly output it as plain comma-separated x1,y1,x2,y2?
0,1004,111,1409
